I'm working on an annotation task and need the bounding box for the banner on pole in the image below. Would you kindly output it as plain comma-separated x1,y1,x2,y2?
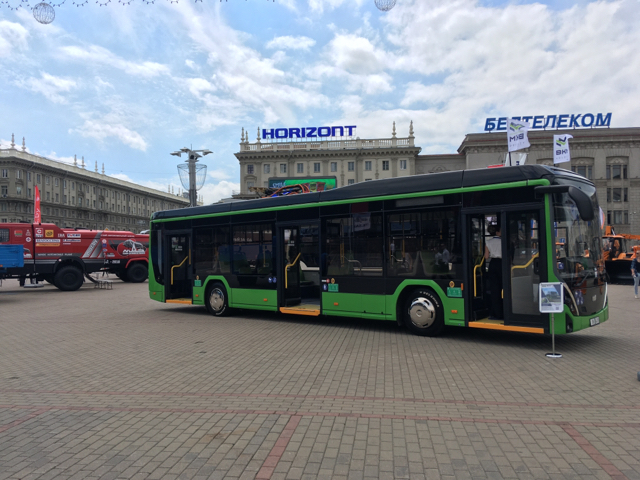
34,185,41,224
507,118,531,152
553,134,573,164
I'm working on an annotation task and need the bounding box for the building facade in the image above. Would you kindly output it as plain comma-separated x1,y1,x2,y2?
235,125,640,234
1,142,189,231
234,123,421,197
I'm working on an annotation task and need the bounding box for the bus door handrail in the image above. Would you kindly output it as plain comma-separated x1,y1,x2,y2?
473,256,485,297
285,252,302,288
511,253,539,273
171,256,188,285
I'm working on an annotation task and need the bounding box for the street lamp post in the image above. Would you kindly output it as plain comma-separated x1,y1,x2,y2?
171,147,212,207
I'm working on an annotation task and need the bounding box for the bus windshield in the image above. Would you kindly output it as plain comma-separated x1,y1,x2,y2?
552,179,606,317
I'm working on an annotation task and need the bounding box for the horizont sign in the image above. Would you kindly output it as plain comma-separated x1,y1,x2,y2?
262,126,357,140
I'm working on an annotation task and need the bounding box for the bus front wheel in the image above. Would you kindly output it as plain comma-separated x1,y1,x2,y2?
206,283,231,317
403,288,444,337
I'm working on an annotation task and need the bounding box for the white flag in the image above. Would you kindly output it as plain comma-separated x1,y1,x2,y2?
507,118,531,152
553,134,573,164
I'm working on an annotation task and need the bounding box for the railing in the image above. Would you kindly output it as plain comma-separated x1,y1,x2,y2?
239,136,415,152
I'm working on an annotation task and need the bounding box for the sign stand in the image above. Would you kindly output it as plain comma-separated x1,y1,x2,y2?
546,313,562,358
539,283,563,358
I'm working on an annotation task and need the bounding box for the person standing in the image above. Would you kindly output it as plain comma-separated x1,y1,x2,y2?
631,247,639,299
485,225,503,319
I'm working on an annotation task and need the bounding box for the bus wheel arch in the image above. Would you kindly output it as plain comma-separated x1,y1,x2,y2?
205,282,232,317
402,287,444,337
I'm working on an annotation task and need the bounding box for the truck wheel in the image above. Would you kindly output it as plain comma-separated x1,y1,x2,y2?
205,282,231,317
126,263,148,283
403,288,444,337
54,265,84,291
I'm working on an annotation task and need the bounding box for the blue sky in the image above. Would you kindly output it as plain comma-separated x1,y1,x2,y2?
1,0,639,203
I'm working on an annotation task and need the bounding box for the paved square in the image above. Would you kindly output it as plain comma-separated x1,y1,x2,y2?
0,278,638,479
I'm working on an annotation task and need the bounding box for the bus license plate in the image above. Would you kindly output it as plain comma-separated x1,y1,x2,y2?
589,316,600,326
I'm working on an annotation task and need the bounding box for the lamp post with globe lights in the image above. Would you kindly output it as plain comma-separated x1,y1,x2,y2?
171,147,211,207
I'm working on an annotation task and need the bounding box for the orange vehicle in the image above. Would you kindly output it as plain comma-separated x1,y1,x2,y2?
602,226,640,283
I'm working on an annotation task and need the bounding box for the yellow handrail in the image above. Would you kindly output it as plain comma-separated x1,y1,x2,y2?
511,253,539,272
473,257,485,296
171,256,188,285
285,252,302,289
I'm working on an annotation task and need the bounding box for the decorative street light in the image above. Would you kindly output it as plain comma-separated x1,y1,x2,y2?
171,147,211,207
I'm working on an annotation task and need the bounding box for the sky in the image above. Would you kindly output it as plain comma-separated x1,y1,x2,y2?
1,0,639,204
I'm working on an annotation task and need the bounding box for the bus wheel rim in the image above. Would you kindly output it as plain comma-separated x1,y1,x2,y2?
409,297,435,328
210,288,225,312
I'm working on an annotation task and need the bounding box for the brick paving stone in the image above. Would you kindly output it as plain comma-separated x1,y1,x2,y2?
1,280,640,479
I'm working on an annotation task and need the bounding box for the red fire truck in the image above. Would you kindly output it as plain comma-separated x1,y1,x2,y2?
0,223,149,291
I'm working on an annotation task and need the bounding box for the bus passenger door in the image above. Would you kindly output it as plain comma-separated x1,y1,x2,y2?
503,210,545,327
165,232,192,301
280,227,301,306
466,214,490,320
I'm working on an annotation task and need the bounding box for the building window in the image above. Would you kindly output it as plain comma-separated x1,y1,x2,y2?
365,161,372,171
46,192,50,201
348,162,355,171
382,160,389,171
365,178,372,181
608,210,629,225
55,178,59,186
37,174,41,183
27,172,31,181
297,163,304,174
55,193,59,202
263,164,270,174
63,179,67,188
331,162,337,172
1,185,7,196
64,195,67,204
247,181,254,190
1,169,8,178
400,160,407,170
606,165,627,180
280,164,287,174
16,170,22,179
28,188,32,198
247,164,254,174
46,176,50,185
314,162,321,173
16,186,22,195
348,179,355,185
71,182,75,190
571,165,592,179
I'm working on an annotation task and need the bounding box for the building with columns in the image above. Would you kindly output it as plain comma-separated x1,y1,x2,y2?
1,137,189,231
236,124,640,234
234,122,421,197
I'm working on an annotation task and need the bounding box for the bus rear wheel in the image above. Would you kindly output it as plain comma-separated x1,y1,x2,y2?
403,288,444,337
206,283,231,317
54,265,84,291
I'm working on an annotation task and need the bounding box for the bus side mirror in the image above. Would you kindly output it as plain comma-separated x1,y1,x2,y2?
534,185,595,221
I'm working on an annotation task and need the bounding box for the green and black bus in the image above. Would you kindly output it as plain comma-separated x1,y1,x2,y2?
148,165,608,336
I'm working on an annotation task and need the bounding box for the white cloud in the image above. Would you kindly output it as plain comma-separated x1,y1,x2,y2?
60,45,170,78
308,0,366,14
16,72,77,104
266,35,316,51
199,180,239,204
0,20,29,57
72,120,148,151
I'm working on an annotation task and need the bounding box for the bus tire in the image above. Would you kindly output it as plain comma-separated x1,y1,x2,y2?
54,265,84,291
206,283,231,317
403,288,444,337
126,263,148,283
